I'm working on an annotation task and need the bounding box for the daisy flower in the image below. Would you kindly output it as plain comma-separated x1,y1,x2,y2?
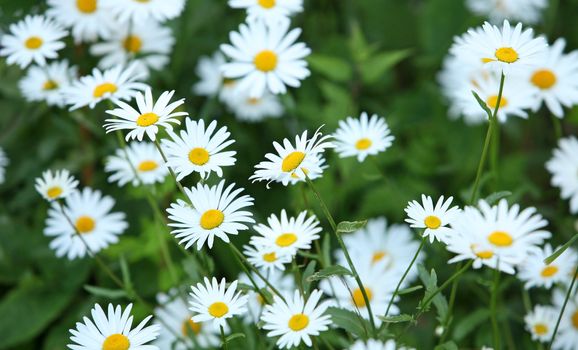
18,60,75,107
244,242,292,274
166,180,254,250
226,91,284,122
68,303,160,350
90,21,174,78
44,187,128,259
46,0,116,43
349,339,398,350
452,20,547,75
250,210,322,256
161,118,236,181
518,244,578,289
332,112,394,162
0,148,8,184
229,0,303,26
250,128,333,187
221,20,311,98
546,136,578,214
63,63,147,110
105,142,168,187
189,278,248,330
192,51,241,106
552,289,578,350
153,289,221,349
101,0,186,23
261,289,331,349
0,15,67,68
466,0,548,25
524,304,558,343
104,87,187,141
527,38,578,118
239,272,295,324
446,199,550,274
404,195,460,243
35,169,79,202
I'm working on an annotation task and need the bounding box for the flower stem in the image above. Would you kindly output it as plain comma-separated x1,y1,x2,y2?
153,139,187,198
490,267,501,350
420,260,473,310
220,325,229,350
548,265,578,349
438,263,461,343
304,176,377,335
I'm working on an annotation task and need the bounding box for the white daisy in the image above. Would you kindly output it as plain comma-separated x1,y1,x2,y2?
527,38,578,118
46,0,116,43
153,289,221,349
238,272,295,324
192,51,242,106
63,63,147,110
261,289,331,349
250,128,333,187
166,180,255,250
18,60,75,107
332,112,394,162
244,243,292,274
446,199,550,274
101,0,186,23
0,148,8,185
404,195,460,244
104,87,187,141
524,304,558,343
546,136,578,214
44,187,128,259
229,0,303,26
35,169,79,202
189,277,248,330
0,15,67,68
250,210,322,256
466,0,548,25
161,118,236,181
349,339,398,350
518,245,578,289
105,142,168,187
552,289,578,350
68,303,160,350
90,21,174,78
221,20,311,98
452,20,548,75
226,91,284,122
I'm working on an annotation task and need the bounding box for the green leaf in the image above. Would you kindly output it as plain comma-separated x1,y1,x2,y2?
336,220,367,234
224,333,246,343
398,285,423,295
306,265,352,282
453,309,490,341
377,313,414,323
302,261,317,293
417,265,448,322
472,91,493,120
308,54,352,82
484,191,512,205
84,285,128,299
325,307,370,338
434,341,459,350
360,49,412,84
545,233,578,264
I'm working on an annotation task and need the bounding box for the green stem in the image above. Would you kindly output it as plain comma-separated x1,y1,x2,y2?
551,114,563,140
227,245,273,304
548,265,578,349
293,258,305,297
420,260,473,310
439,263,462,343
220,325,228,350
491,267,501,350
153,139,187,198
305,176,377,335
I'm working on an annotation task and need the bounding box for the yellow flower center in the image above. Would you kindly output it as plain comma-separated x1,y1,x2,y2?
247,98,261,105
76,0,97,13
102,333,130,350
181,319,201,336
75,216,95,234
572,311,578,329
136,112,159,127
531,69,557,90
93,83,118,98
138,160,158,172
258,0,276,8
488,230,513,247
486,95,508,109
254,50,278,72
495,47,519,63
275,233,297,247
475,250,494,259
371,250,387,264
123,35,142,53
208,302,229,318
25,36,43,49
288,313,309,331
46,186,63,199
263,252,277,262
533,323,548,335
200,209,225,230
424,215,441,229
355,138,372,150
281,151,305,173
352,287,373,308
43,80,59,90
541,265,559,278
188,148,210,165
134,0,150,2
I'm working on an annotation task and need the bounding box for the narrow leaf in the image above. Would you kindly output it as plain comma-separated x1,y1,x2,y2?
306,265,352,282
84,285,127,299
398,285,423,295
545,233,578,264
225,333,246,343
472,91,493,120
377,314,414,323
484,191,512,205
336,220,367,234
325,307,370,338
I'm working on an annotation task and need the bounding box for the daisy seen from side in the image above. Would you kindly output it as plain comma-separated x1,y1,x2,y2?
518,244,578,289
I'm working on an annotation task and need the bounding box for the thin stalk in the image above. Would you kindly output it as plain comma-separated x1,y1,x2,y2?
439,263,462,343
220,325,228,350
420,260,473,310
228,245,273,304
293,259,305,297
304,176,377,335
548,266,578,349
551,114,563,140
153,139,187,197
491,267,501,350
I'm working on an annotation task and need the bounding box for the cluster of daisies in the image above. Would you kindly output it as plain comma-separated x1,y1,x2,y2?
439,19,578,124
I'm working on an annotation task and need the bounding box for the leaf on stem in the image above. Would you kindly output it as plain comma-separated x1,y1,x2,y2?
377,314,414,323
484,191,512,205
84,285,128,299
545,233,578,264
306,265,352,282
471,91,493,120
336,220,367,234
325,307,371,338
